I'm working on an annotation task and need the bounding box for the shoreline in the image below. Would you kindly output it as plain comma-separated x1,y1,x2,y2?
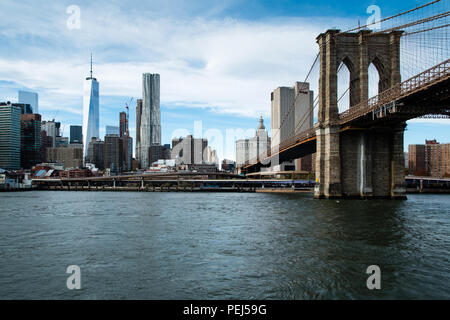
2,187,450,194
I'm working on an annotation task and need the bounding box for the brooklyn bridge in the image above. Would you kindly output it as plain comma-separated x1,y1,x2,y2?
243,0,450,199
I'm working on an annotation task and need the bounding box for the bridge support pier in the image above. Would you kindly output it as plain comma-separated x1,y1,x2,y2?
314,126,342,198
315,125,407,199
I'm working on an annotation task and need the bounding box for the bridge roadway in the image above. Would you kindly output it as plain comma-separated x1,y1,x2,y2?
243,59,450,174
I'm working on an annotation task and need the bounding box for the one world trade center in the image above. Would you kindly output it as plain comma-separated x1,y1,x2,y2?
82,54,100,162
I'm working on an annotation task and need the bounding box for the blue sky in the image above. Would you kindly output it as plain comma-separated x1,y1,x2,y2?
0,0,448,161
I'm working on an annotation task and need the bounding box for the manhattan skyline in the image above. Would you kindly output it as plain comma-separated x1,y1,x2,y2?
0,0,449,163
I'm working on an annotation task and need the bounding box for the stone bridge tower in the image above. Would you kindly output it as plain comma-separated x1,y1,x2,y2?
314,29,406,199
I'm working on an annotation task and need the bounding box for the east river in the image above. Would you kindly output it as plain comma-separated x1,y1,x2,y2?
0,191,449,299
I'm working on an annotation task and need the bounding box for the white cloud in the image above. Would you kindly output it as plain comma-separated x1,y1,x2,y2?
408,118,450,125
0,1,352,119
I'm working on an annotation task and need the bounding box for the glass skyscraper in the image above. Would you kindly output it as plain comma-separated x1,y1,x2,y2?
105,126,119,136
0,103,21,170
70,125,82,144
82,55,100,161
18,90,38,114
139,73,160,168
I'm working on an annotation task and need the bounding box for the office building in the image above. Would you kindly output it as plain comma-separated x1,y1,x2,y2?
119,111,132,171
46,146,83,169
41,120,60,148
104,134,123,173
120,112,128,138
106,126,120,136
409,140,450,178
139,73,161,168
18,90,39,114
0,102,21,170
135,99,143,165
236,117,271,168
271,82,314,171
82,55,100,161
236,139,249,168
55,136,69,148
172,135,208,166
86,138,104,170
20,114,42,169
149,145,167,166
15,103,33,114
41,131,53,162
70,125,82,144
205,146,219,166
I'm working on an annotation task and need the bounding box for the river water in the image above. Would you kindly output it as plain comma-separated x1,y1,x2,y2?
0,191,449,299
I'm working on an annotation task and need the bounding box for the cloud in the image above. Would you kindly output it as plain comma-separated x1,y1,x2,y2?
408,118,450,125
0,1,354,120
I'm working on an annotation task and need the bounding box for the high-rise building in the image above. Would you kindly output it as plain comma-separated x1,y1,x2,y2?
236,117,270,168
104,134,123,173
120,112,128,138
41,120,59,148
236,139,249,168
55,136,69,148
105,126,119,136
135,99,143,165
205,146,219,167
271,82,314,172
409,140,450,178
18,90,38,114
70,125,82,144
86,138,104,170
20,114,42,169
122,136,133,171
82,55,100,162
16,103,33,115
172,135,208,166
147,144,171,166
139,73,161,168
41,131,53,162
46,146,83,169
0,102,21,170
249,116,270,163
409,144,426,176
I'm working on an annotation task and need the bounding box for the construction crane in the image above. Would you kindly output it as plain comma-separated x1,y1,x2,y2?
124,97,134,135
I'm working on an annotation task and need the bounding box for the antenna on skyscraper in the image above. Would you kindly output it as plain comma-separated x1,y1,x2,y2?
90,53,93,79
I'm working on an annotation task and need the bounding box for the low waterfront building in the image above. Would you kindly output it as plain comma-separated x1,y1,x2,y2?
221,159,236,172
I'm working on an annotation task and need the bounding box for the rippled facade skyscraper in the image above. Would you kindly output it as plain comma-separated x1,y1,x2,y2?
139,73,160,168
82,55,100,162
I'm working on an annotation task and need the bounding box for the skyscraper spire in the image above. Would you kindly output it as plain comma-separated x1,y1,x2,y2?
90,53,93,79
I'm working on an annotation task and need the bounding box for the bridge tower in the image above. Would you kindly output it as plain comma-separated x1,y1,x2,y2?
315,29,406,199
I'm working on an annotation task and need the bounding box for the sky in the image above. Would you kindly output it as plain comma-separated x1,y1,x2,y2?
0,0,448,161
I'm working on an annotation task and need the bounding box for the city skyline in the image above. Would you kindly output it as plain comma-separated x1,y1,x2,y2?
0,0,449,162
